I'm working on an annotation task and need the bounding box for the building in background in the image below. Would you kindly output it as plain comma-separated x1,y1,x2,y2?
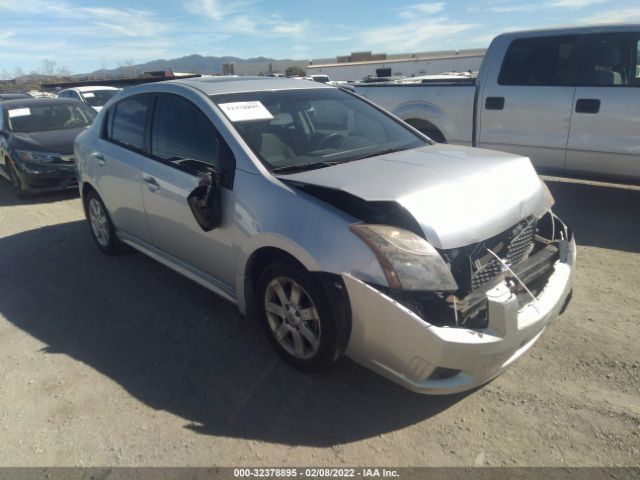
306,49,486,81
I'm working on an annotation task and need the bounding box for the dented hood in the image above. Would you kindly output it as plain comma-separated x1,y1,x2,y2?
281,144,551,249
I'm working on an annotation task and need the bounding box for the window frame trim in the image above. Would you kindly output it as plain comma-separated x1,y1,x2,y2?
101,92,154,156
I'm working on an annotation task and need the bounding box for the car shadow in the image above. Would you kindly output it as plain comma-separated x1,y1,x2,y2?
0,220,466,446
0,180,79,206
544,178,640,254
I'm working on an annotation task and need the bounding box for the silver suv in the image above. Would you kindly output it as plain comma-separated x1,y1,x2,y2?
74,77,576,394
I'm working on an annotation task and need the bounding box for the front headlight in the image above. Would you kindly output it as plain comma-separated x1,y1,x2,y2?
14,150,59,163
350,224,458,292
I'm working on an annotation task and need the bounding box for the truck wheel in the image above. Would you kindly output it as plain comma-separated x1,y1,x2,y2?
257,262,342,372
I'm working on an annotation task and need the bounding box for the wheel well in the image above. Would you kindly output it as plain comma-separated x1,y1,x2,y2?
405,118,446,143
80,182,97,216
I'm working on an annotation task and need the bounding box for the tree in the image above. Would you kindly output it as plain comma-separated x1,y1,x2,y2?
285,65,305,77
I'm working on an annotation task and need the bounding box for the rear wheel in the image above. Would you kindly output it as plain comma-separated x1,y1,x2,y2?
85,191,121,254
257,262,341,372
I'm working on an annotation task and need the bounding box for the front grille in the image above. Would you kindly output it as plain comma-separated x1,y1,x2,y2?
470,219,536,290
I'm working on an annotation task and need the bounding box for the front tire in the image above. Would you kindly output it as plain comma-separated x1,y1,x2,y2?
257,262,342,372
85,191,120,254
7,161,27,199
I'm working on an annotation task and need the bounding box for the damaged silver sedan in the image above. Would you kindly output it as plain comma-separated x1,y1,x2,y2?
75,77,575,395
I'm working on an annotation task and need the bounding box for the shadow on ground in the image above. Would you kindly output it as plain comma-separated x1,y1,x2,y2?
0,220,466,446
545,179,640,254
0,180,79,207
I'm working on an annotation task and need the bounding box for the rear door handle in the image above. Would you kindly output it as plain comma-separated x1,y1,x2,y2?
575,98,600,114
143,176,160,192
485,97,505,110
92,152,106,166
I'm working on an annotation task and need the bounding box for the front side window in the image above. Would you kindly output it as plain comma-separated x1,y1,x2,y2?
151,95,218,164
6,103,96,132
108,95,151,151
580,33,640,86
211,88,427,172
499,36,576,86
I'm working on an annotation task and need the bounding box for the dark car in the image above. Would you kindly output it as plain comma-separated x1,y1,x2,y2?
0,98,96,197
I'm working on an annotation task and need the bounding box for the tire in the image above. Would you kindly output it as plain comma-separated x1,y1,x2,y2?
257,262,341,372
7,161,27,199
85,190,121,254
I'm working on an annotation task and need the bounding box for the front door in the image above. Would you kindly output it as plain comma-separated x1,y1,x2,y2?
140,94,237,292
479,34,582,172
565,32,640,180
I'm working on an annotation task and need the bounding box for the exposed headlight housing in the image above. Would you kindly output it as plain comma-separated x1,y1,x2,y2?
350,224,458,292
14,150,59,163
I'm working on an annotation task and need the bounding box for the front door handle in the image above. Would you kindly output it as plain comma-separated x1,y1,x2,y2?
92,152,106,166
575,98,600,114
485,96,505,110
143,176,160,192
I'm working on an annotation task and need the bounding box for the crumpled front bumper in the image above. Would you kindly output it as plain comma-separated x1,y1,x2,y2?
342,237,576,395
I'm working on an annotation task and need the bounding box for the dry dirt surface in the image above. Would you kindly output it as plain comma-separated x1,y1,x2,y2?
0,177,638,467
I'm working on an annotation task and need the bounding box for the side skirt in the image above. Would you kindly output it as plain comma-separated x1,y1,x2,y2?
116,231,238,305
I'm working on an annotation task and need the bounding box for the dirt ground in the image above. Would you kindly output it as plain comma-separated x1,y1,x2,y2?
0,176,638,467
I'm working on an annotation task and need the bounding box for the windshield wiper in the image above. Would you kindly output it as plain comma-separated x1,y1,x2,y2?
271,161,338,174
353,146,411,161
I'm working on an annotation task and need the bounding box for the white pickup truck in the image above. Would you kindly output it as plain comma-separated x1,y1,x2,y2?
354,25,640,181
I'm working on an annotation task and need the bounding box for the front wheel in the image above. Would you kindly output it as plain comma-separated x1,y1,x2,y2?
7,161,27,199
257,262,342,372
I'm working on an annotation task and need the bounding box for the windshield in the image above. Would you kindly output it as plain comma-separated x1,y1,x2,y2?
6,103,97,132
211,88,428,172
81,89,119,107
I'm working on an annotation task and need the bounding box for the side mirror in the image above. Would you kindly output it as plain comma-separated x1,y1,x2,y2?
188,169,223,231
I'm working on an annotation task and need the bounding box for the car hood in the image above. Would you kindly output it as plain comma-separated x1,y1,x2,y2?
281,144,551,249
9,127,86,154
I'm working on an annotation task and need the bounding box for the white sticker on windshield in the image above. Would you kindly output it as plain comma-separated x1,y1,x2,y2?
83,92,95,98
218,101,273,122
8,108,30,118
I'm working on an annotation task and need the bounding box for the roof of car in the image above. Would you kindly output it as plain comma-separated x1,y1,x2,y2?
497,23,640,39
60,86,121,93
169,76,332,95
0,93,32,100
0,98,85,109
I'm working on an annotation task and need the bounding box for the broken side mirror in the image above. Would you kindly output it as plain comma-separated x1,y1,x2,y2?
188,169,223,231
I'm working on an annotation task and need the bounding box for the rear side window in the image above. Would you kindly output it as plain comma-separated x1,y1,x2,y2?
499,36,576,86
108,95,151,151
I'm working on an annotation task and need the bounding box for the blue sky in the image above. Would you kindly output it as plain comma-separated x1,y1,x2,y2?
1,0,639,76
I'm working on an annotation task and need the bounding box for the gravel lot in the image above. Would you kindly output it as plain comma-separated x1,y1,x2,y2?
0,177,638,467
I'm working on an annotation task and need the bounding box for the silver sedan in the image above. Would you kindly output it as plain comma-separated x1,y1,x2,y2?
74,77,575,394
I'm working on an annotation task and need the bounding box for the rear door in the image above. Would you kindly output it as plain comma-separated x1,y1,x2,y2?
140,93,237,291
96,94,152,241
565,32,640,180
479,35,581,171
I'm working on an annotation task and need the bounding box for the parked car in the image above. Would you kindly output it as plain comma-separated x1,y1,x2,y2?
74,77,575,394
57,86,122,112
0,98,97,197
354,25,640,182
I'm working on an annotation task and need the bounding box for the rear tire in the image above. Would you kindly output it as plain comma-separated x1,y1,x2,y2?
257,262,342,372
85,191,121,254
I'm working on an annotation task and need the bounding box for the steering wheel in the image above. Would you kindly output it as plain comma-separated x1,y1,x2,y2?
317,132,345,149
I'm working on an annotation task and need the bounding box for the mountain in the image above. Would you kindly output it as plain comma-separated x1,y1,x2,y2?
88,54,291,77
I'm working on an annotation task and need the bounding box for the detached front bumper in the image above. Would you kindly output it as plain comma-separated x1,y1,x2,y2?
343,237,576,395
